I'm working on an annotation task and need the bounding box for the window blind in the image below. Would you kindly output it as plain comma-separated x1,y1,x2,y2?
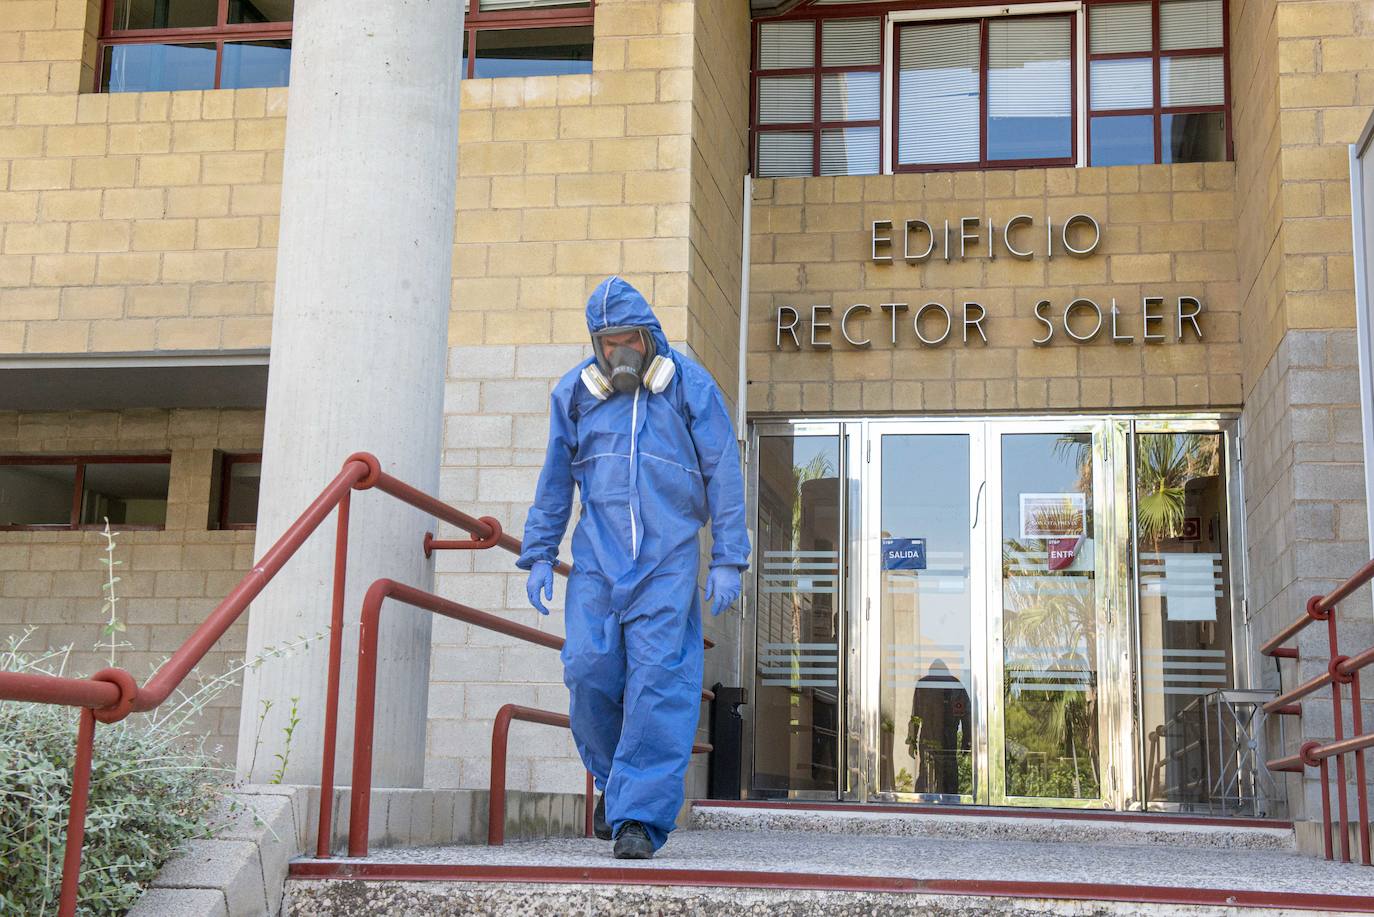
897,22,979,164
822,71,880,122
821,17,879,67
758,75,814,124
758,20,815,70
1160,0,1223,49
987,18,1070,119
757,132,813,177
1161,55,1223,106
821,127,880,175
1090,58,1153,110
1088,1,1151,54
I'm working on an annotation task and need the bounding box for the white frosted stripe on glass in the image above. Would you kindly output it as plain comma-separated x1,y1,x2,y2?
821,127,879,175
1160,0,1223,49
764,561,840,571
761,678,839,687
822,72,880,121
1089,1,1151,54
822,17,880,67
898,22,979,164
758,20,814,70
1143,647,1227,657
1091,58,1153,110
1010,684,1090,693
764,550,839,559
987,18,1071,119
761,665,839,675
764,642,838,650
758,75,814,124
1162,55,1224,106
886,644,968,653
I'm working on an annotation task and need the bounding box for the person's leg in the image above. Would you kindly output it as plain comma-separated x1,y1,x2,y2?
605,560,704,849
561,570,625,791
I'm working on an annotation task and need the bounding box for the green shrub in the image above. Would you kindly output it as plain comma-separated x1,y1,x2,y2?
0,521,321,916
0,634,228,916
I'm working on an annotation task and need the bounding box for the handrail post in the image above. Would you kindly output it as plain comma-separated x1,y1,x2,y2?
1327,615,1352,863
585,771,595,838
316,490,351,858
58,709,97,917
346,580,391,858
1351,669,1372,866
488,706,515,846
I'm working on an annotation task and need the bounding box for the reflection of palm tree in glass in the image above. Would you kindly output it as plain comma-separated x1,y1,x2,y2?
1136,434,1218,551
1005,437,1098,797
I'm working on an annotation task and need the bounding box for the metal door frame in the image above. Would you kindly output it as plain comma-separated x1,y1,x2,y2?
860,420,987,804
742,413,1245,812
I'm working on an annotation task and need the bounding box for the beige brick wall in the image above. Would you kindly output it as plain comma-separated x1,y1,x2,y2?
451,0,698,350
0,407,263,761
748,165,1241,414
686,0,750,389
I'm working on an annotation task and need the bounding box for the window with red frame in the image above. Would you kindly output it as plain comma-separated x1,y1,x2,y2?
894,14,1075,171
211,451,261,530
754,16,884,178
98,1,595,93
0,455,171,531
751,0,1229,177
99,0,293,93
1087,0,1229,165
463,0,594,79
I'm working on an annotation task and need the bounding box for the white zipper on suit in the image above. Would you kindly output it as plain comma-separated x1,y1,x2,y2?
629,386,640,560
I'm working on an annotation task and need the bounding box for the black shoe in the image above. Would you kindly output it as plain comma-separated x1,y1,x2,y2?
593,794,612,840
613,821,654,859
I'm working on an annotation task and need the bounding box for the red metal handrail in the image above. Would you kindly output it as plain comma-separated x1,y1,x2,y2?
1262,561,1374,867
0,452,572,915
342,578,717,857
486,703,712,846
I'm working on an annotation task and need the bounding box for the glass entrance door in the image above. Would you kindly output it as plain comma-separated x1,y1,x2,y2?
746,415,1250,813
987,423,1113,807
864,420,1113,807
867,424,984,802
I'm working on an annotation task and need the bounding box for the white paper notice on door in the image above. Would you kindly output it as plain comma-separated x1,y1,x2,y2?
1019,492,1086,539
1161,553,1220,621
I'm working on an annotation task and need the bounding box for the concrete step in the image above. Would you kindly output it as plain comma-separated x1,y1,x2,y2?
285,823,1374,915
689,801,1297,851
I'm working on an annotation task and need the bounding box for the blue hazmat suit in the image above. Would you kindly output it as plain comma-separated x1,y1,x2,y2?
517,277,750,850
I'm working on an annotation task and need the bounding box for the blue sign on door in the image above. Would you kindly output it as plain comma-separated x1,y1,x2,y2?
881,537,927,571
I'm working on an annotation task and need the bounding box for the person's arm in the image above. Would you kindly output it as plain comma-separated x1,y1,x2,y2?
517,382,577,570
683,365,750,571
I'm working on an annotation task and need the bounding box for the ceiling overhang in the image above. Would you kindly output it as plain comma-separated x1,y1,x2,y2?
0,351,270,411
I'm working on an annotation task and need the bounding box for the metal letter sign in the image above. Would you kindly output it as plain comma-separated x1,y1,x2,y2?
881,537,927,571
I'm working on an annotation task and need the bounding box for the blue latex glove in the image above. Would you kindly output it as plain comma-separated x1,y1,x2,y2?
526,561,554,615
703,566,742,617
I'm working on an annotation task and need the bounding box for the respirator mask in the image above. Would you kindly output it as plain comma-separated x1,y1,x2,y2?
581,325,675,400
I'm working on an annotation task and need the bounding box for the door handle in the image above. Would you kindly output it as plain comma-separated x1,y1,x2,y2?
972,480,986,529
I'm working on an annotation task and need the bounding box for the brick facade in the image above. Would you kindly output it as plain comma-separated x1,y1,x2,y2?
1,0,1371,846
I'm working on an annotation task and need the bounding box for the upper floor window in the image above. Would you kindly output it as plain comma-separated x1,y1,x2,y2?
1088,0,1228,166
100,0,293,93
98,0,594,92
752,0,1229,177
464,0,594,79
0,455,171,531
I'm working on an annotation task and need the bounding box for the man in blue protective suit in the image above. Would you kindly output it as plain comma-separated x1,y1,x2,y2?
516,276,750,860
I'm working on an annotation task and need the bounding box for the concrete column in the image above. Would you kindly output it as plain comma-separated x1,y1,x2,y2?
236,0,463,786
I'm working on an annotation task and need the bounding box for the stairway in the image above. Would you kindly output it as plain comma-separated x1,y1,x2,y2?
284,801,1374,915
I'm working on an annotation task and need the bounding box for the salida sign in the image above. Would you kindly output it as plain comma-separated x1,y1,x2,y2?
774,214,1205,351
